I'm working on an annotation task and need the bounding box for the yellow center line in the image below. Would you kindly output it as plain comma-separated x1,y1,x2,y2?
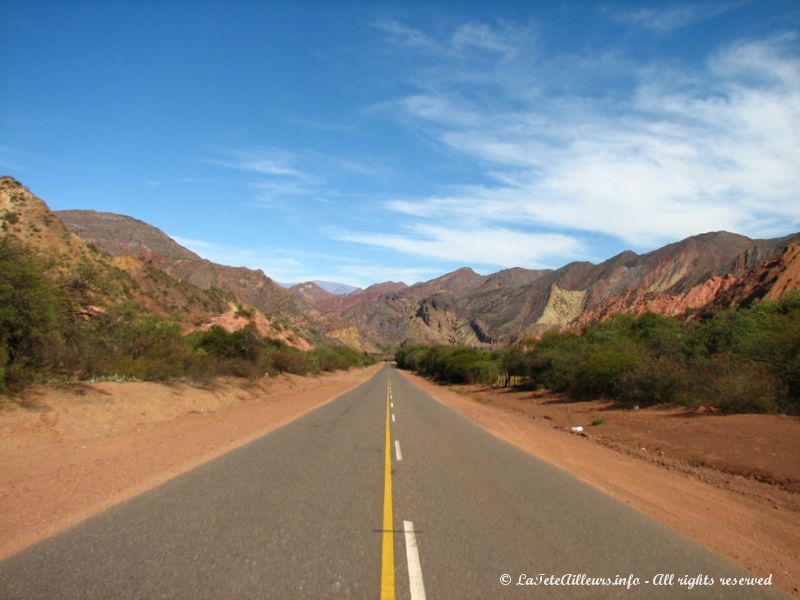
380,379,395,600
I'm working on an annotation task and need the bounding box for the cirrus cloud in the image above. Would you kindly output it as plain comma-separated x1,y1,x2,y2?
373,23,800,252
339,223,585,269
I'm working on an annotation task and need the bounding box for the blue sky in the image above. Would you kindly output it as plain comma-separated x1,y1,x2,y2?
1,1,798,287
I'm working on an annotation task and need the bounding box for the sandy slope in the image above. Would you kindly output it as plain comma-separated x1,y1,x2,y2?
397,371,800,597
0,365,381,560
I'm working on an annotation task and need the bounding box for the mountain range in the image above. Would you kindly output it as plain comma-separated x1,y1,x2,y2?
4,177,798,352
300,231,799,348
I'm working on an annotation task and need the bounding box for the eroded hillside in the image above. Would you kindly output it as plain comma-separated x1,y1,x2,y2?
58,209,375,351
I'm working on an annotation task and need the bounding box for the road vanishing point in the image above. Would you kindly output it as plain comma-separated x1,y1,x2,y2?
0,365,786,599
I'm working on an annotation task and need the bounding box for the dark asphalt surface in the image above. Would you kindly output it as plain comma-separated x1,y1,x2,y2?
0,364,786,599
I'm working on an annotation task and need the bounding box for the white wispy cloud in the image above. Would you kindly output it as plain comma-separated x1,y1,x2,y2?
373,19,440,51
208,148,310,179
376,18,533,60
374,18,539,104
373,24,800,251
252,179,324,200
207,146,385,207
339,224,585,269
609,3,742,33
451,22,519,57
205,147,321,207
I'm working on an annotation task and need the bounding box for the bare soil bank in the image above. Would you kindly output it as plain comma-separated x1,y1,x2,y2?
398,371,800,598
0,364,381,560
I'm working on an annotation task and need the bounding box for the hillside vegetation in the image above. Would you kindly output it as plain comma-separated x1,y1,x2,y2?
0,231,377,394
396,291,800,415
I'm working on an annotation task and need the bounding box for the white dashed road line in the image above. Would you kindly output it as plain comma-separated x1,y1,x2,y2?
403,520,426,600
388,381,425,599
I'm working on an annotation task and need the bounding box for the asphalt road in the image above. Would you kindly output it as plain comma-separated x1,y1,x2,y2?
0,364,786,599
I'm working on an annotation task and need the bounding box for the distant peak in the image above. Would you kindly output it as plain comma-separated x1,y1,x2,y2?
453,266,478,275
698,230,737,238
682,231,752,244
426,266,481,283
365,281,408,292
608,249,639,263
311,280,360,295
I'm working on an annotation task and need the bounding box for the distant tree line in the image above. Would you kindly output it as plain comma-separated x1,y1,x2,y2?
0,239,378,394
395,291,800,415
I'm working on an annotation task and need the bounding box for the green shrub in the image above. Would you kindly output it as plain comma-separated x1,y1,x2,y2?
310,346,372,372
395,344,430,371
0,239,63,390
687,291,800,413
395,344,503,384
619,354,689,407
737,291,800,413
1,210,19,225
688,354,780,413
465,358,501,385
629,312,687,356
271,350,311,375
571,347,638,399
499,345,529,386
530,332,588,393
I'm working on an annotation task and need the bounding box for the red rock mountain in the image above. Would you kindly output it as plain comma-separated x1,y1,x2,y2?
57,210,374,350
293,231,800,348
